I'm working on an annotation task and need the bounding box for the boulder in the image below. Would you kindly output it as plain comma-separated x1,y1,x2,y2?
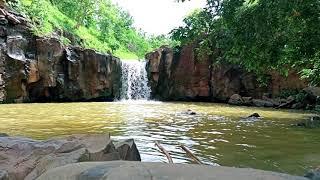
252,99,274,107
228,94,244,106
0,134,141,180
37,161,308,180
248,113,261,118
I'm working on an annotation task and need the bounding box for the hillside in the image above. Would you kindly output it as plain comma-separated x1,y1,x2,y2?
7,0,170,59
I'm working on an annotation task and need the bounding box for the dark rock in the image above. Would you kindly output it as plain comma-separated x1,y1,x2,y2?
0,26,6,37
304,168,320,180
295,116,320,129
228,94,243,106
242,97,253,106
292,102,305,109
248,113,260,118
252,99,274,107
114,139,141,161
0,133,8,137
0,17,7,25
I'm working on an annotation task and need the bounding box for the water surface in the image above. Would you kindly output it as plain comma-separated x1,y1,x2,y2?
0,101,319,175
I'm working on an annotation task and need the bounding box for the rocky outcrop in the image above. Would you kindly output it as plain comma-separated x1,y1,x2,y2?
0,7,121,103
0,134,140,180
146,45,314,109
37,161,308,180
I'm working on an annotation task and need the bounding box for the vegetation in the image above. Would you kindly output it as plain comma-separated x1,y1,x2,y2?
173,0,320,85
8,0,171,59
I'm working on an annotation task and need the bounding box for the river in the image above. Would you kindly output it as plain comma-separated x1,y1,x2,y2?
0,101,319,176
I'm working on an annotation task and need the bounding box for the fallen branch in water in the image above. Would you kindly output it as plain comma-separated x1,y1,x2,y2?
155,141,173,163
180,144,203,164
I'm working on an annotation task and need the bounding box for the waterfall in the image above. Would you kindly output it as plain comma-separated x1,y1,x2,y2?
120,60,151,100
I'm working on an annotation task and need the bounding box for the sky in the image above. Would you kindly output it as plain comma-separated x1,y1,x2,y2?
112,0,206,35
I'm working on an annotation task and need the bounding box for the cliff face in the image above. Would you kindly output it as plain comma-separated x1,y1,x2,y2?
145,44,307,102
0,8,121,103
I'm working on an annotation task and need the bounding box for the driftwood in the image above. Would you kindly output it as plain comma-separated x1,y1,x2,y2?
180,144,203,164
155,141,173,163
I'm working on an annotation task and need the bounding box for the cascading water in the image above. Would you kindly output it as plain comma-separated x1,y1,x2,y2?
120,60,151,100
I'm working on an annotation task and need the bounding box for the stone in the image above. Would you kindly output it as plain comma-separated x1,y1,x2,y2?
6,13,21,25
0,134,141,180
228,94,243,106
248,113,260,118
0,17,7,25
0,26,6,37
0,133,8,137
304,168,320,180
296,116,320,129
252,99,274,107
242,97,253,106
292,103,305,109
37,161,308,180
0,170,8,180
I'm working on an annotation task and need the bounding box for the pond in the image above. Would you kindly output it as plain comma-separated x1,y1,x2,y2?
0,101,319,176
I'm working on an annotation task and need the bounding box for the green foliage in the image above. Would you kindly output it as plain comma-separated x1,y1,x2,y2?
174,0,320,85
9,0,172,59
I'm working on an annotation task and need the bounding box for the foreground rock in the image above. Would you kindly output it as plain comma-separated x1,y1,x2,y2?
37,161,307,180
0,134,140,180
0,7,121,103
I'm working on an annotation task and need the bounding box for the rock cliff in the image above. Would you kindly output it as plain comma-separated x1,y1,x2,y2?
0,7,121,103
145,44,309,105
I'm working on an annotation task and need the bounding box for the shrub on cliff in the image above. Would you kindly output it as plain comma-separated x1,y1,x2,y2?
7,0,170,59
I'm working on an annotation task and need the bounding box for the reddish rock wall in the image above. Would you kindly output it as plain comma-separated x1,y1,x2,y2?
146,44,308,102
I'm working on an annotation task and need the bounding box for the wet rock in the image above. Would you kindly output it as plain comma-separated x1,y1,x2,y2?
0,134,141,180
248,113,260,118
228,94,243,106
252,99,274,107
295,116,320,129
242,97,253,106
0,133,8,137
304,168,320,180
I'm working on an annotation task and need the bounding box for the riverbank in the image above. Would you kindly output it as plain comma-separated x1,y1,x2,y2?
0,134,314,180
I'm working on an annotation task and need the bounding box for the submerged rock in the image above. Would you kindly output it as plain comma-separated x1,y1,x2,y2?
248,113,261,118
0,134,140,180
295,116,320,129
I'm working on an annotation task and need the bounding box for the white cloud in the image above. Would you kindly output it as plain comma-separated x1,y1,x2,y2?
112,0,206,35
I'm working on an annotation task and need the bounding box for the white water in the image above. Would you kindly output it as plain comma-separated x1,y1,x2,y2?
120,60,151,100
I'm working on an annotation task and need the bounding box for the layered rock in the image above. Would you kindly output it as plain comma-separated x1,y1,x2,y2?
0,134,140,180
0,7,121,103
146,45,311,108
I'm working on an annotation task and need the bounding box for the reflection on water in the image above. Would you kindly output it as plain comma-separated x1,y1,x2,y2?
0,101,319,175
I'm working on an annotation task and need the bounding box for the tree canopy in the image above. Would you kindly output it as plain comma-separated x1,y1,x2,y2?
173,0,320,85
9,0,172,59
